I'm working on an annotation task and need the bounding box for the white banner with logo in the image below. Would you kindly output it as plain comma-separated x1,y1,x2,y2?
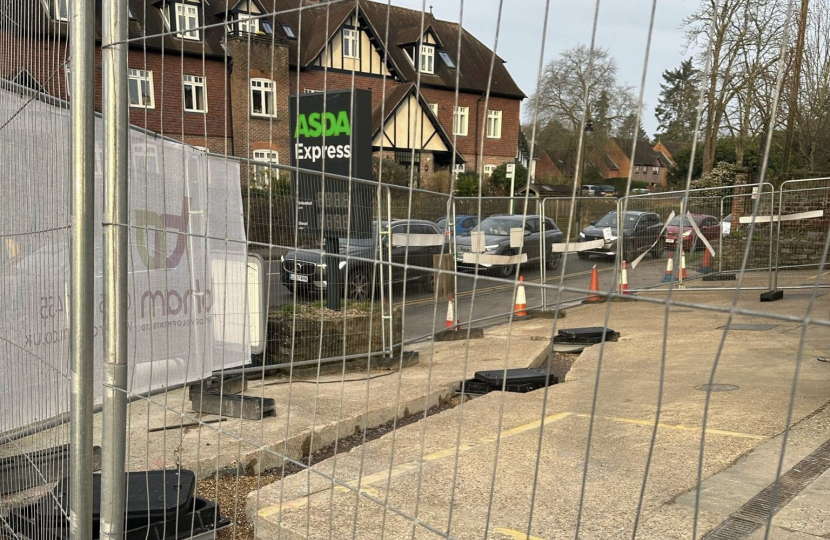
0,89,248,432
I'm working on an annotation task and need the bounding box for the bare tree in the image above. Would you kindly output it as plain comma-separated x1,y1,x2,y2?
685,0,754,174
796,0,830,170
527,45,638,137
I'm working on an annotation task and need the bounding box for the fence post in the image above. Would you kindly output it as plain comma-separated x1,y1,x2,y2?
99,0,129,538
69,0,96,536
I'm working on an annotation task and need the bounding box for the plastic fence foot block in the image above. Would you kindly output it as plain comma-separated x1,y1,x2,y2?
760,290,784,302
0,445,101,496
434,327,484,341
190,391,276,420
702,273,737,281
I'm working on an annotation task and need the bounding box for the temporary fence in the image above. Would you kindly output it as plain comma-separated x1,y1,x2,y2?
2,1,830,540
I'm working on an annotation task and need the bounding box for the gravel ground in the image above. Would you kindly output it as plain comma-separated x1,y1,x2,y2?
538,351,581,383
195,395,464,540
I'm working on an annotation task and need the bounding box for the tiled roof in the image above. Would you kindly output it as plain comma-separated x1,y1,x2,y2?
266,0,524,99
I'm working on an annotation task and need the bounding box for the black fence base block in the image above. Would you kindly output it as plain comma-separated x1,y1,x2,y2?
434,327,484,342
373,350,421,369
457,368,557,396
760,289,784,302
190,392,276,420
0,445,102,496
702,273,737,281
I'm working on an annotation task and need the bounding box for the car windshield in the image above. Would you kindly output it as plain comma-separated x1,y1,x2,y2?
473,217,523,236
594,212,639,229
436,218,448,229
668,216,703,227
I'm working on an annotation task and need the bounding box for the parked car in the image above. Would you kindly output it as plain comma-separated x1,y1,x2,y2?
578,211,665,261
454,214,565,277
281,219,442,301
665,214,720,251
436,214,478,238
597,185,617,197
722,214,732,236
581,184,598,196
631,188,650,195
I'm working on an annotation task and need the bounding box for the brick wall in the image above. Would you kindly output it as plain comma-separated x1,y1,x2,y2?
227,36,291,173
420,88,521,169
0,30,231,148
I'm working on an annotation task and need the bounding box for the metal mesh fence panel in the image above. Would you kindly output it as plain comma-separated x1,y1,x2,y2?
3,1,830,540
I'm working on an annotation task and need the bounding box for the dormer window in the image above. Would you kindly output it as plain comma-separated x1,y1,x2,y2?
164,3,201,40
281,24,296,39
236,13,259,34
53,0,69,22
419,45,435,74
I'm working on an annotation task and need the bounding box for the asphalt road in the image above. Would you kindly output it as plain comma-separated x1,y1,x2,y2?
262,254,620,341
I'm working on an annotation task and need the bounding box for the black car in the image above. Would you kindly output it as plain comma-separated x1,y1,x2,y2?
597,185,617,197
578,211,664,261
454,214,565,277
281,220,443,301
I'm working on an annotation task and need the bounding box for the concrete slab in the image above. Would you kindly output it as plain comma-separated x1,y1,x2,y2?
246,277,830,539
1,322,554,480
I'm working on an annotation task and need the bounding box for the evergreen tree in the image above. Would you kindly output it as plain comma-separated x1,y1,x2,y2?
654,58,701,142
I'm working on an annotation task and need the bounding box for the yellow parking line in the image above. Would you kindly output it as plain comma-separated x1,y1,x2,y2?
257,412,574,519
572,413,764,440
494,528,546,540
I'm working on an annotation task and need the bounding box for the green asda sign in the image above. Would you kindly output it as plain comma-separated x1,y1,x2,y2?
293,110,351,138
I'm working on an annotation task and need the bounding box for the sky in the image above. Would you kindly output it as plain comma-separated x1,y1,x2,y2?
391,0,702,137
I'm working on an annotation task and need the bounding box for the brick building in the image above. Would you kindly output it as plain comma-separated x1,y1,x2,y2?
2,0,524,182
587,137,670,188
269,0,526,178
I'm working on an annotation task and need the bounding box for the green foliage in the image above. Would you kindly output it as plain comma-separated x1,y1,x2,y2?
249,168,291,195
667,139,737,187
372,156,414,187
488,162,528,195
689,161,737,197
454,171,482,197
654,58,702,142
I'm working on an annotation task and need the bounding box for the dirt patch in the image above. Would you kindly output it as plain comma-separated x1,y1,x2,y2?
195,395,465,540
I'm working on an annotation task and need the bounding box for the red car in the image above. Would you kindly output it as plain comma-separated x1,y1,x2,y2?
664,214,720,251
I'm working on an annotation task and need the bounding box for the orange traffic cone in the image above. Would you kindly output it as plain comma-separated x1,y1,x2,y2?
583,265,604,304
445,297,458,330
662,252,674,283
618,260,630,295
677,251,688,280
513,276,533,320
700,248,713,274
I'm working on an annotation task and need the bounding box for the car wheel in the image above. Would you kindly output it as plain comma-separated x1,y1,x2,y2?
421,272,435,293
690,237,699,253
547,252,563,271
622,243,635,264
651,239,664,259
347,268,372,302
493,263,515,278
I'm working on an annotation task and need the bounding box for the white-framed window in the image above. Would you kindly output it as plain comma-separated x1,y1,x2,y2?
428,103,439,116
652,166,659,175
250,78,276,117
452,163,465,175
281,24,296,39
303,88,321,93
183,75,207,113
175,3,200,40
438,50,455,68
236,13,259,34
252,150,279,176
486,110,502,139
53,0,69,21
453,106,468,136
483,164,496,177
128,69,155,109
342,28,359,59
634,166,640,174
420,45,435,74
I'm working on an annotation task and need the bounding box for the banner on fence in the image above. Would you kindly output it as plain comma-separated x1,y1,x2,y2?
0,89,248,432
